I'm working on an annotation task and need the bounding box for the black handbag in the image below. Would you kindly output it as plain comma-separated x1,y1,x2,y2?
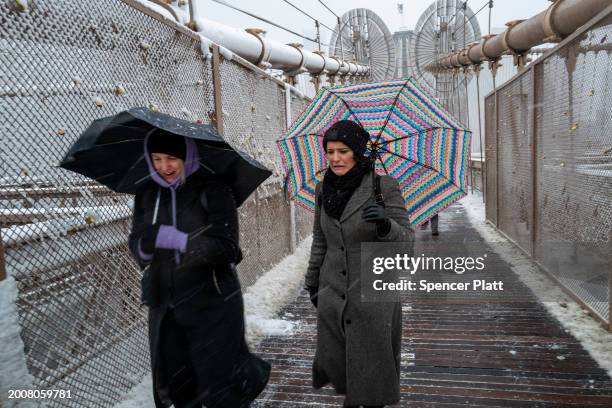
140,188,161,307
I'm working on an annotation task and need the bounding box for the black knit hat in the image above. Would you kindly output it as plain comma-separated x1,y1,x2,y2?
322,120,370,157
147,129,186,161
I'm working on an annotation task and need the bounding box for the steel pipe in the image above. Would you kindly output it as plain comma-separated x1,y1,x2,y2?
429,0,611,72
193,16,368,76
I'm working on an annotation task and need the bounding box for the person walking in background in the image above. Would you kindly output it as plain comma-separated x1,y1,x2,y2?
420,213,439,236
129,130,269,408
304,120,414,407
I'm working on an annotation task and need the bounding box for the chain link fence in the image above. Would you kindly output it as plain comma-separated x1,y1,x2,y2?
484,6,612,330
0,0,315,406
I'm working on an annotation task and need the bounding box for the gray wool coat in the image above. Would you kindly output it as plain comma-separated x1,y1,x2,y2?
305,172,414,406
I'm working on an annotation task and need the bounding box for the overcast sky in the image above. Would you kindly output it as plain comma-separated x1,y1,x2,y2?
194,0,550,51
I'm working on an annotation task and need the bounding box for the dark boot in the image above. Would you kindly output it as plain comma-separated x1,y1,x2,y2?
431,214,439,236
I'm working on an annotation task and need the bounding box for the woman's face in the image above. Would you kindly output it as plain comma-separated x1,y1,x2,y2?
326,141,356,176
151,153,184,183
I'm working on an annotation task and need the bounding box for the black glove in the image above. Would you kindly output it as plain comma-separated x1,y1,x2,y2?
306,286,318,308
362,203,391,236
139,224,160,254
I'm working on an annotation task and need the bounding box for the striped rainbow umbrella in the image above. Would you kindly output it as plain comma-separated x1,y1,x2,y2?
277,77,471,227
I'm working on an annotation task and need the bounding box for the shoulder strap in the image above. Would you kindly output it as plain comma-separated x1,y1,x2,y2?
152,188,161,224
374,174,385,207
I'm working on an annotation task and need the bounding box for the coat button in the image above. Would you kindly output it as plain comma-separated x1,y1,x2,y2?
340,246,344,251
340,270,346,276
341,294,346,300
345,319,352,325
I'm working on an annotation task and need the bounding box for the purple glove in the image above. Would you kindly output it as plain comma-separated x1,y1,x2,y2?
155,225,188,253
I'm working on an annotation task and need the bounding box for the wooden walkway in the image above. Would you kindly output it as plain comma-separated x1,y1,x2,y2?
253,203,612,407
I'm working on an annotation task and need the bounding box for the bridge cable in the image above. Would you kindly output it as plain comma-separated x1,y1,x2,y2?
211,0,330,46
281,0,336,33
280,0,352,52
488,0,493,35
451,0,489,38
315,0,356,56
317,0,339,18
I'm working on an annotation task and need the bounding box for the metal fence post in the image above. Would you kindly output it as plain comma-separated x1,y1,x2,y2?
530,66,538,257
494,88,500,227
211,44,224,135
285,83,297,252
0,228,6,281
475,65,485,202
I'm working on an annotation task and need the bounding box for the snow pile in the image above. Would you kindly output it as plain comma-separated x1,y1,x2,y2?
0,277,36,408
198,34,213,60
459,192,612,378
243,237,311,346
131,0,175,22
218,45,234,61
170,0,191,25
130,0,191,25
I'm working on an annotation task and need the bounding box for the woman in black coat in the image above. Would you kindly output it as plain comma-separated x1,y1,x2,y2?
128,130,270,408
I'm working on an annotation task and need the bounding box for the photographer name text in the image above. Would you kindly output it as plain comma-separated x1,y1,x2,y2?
373,279,504,292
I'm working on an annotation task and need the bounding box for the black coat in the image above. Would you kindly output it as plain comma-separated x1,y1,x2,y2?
129,174,270,407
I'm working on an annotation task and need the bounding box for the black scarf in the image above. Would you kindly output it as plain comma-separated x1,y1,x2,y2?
321,164,370,219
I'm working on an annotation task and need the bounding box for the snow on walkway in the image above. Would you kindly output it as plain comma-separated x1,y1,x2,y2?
113,237,312,407
459,192,612,378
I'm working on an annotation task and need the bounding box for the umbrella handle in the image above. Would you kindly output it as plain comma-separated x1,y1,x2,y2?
368,150,385,207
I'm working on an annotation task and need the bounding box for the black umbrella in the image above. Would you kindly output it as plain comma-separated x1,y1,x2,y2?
60,108,271,206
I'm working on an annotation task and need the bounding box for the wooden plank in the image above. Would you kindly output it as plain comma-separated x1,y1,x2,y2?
400,384,612,406
253,203,612,406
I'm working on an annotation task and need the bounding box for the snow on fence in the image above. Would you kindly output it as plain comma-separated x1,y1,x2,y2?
483,6,612,331
0,0,319,406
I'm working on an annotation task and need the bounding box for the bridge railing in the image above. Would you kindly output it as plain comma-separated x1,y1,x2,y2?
0,0,316,406
484,5,612,331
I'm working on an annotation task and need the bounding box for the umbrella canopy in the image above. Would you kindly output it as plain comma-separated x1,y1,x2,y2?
277,78,471,226
60,108,271,206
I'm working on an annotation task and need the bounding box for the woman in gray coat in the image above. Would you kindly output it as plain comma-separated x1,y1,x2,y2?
305,120,414,407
